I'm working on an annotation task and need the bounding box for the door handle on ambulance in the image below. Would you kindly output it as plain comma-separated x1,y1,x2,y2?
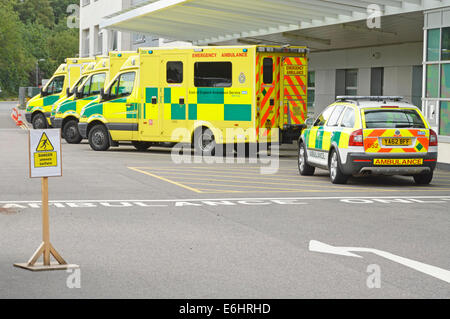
179,98,185,105
151,96,157,104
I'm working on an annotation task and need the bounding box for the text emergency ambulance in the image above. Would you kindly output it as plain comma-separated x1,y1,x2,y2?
25,58,94,129
78,45,309,153
52,52,135,144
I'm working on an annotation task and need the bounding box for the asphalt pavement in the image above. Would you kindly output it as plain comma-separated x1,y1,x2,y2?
0,101,449,298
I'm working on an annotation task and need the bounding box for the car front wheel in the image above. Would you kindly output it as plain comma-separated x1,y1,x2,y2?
88,124,110,151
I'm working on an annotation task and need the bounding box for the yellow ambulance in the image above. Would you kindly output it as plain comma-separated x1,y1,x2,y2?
78,45,309,153
25,58,94,129
50,61,95,121
52,52,135,144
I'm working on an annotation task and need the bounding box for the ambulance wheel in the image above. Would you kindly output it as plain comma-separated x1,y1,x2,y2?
63,120,82,144
194,127,216,156
413,171,433,185
88,124,110,151
298,142,315,176
329,149,349,184
32,113,47,129
132,141,152,151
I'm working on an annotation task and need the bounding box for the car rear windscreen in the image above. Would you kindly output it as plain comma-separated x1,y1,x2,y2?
364,109,426,129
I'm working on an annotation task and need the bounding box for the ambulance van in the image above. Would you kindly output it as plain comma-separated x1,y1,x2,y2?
25,58,94,129
78,45,309,153
52,52,135,144
50,61,95,123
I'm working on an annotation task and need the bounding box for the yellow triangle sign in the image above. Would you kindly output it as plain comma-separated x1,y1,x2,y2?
36,132,54,152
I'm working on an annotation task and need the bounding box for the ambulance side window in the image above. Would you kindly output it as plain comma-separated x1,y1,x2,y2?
82,77,92,97
326,105,346,127
90,73,106,96
46,76,65,95
108,78,119,100
340,107,356,128
263,58,273,84
314,106,334,126
107,72,135,101
194,62,232,87
167,62,183,84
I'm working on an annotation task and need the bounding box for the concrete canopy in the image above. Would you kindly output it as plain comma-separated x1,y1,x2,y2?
100,0,450,47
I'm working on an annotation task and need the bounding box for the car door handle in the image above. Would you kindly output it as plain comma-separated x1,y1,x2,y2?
179,98,185,105
152,96,157,104
126,103,133,107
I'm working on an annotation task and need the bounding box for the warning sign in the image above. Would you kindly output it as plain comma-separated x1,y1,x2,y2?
36,132,54,151
29,129,62,178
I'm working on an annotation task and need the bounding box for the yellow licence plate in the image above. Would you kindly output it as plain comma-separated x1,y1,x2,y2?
374,159,423,166
381,138,412,146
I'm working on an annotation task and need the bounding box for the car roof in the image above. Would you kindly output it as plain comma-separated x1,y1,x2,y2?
334,96,420,110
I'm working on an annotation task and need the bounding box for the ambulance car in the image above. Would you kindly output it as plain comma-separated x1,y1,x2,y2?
298,96,438,185
78,45,309,153
52,52,135,144
25,58,94,129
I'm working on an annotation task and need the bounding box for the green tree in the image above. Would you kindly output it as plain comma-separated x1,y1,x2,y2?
0,1,34,96
14,0,55,28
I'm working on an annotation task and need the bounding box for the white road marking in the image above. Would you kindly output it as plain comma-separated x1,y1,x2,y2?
1,195,449,204
1,196,449,209
309,240,450,284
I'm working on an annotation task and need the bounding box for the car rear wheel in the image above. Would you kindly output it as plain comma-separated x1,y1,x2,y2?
298,142,315,176
32,113,47,129
413,171,433,185
63,119,82,144
88,124,110,151
329,149,349,184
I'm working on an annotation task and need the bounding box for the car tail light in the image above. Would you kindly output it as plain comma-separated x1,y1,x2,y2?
429,129,438,146
349,129,364,147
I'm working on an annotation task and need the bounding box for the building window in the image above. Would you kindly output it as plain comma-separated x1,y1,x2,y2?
423,9,450,137
110,31,118,51
427,29,440,61
441,64,450,98
345,69,358,96
441,27,450,61
82,0,90,6
82,29,90,57
194,62,232,87
370,67,384,96
133,33,146,45
263,58,273,84
426,64,439,98
167,62,183,84
307,71,315,114
94,25,102,55
440,101,450,136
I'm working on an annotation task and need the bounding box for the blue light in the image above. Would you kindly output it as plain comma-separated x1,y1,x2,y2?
148,50,153,54
243,49,248,53
118,53,122,57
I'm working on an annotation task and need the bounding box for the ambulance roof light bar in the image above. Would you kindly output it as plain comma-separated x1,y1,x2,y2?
337,96,404,102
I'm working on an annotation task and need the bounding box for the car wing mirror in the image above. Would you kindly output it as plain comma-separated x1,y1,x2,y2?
305,117,315,127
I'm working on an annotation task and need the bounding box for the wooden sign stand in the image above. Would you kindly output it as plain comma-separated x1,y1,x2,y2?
14,177,78,271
